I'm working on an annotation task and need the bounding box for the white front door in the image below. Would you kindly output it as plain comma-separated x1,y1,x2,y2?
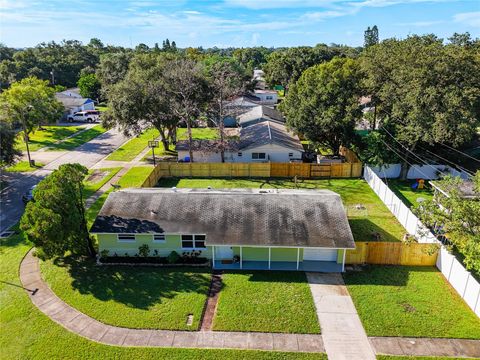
215,246,234,259
303,248,338,261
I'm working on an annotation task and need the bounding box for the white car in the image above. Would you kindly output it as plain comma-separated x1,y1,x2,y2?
67,110,100,123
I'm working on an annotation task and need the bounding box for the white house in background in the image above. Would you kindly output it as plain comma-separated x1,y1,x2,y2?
253,89,278,105
176,121,303,163
238,105,284,127
55,93,95,120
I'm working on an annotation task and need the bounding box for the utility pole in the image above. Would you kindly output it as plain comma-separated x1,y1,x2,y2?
22,108,33,167
50,69,55,85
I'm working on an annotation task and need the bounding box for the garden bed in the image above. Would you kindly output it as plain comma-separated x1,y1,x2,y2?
98,256,210,267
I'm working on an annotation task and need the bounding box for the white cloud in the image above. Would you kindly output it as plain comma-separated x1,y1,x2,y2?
396,20,443,27
453,11,480,27
223,0,337,10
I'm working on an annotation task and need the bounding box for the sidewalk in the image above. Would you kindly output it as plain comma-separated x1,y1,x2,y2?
19,250,480,356
306,272,376,360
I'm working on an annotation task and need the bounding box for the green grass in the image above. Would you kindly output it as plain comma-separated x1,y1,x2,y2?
387,179,434,208
214,271,320,334
16,125,84,151
40,257,211,330
106,128,160,161
177,127,219,140
48,125,106,151
116,166,152,188
156,178,406,242
86,189,112,227
0,233,323,359
96,105,109,112
344,265,480,338
4,161,44,172
83,167,122,199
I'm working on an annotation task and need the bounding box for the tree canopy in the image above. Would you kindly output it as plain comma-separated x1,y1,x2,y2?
20,163,95,259
280,57,362,155
77,73,101,100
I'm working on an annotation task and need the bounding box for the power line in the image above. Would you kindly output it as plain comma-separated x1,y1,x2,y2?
417,145,475,176
435,141,480,164
378,138,431,179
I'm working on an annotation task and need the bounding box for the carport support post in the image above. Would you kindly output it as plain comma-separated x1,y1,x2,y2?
296,248,300,270
240,246,243,269
212,246,215,268
342,249,346,272
268,247,271,269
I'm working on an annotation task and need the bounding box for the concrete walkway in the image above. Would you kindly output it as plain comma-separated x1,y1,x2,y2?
19,249,324,352
306,272,376,360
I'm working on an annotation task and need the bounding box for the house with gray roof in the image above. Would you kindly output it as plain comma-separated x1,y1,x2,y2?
90,188,355,272
55,93,95,120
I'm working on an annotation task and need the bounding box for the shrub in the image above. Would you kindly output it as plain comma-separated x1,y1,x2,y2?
100,249,109,259
167,251,180,264
138,244,150,257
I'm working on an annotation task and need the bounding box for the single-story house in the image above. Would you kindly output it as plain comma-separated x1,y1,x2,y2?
58,87,83,99
253,89,278,105
55,93,95,119
176,121,303,163
90,188,356,272
238,105,285,127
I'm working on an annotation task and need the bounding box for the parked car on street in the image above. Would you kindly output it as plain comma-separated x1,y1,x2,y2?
22,185,37,205
67,110,100,123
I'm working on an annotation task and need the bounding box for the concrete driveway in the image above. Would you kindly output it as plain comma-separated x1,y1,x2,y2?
0,128,128,233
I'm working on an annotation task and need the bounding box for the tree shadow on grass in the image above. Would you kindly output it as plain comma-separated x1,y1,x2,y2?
349,218,403,242
225,270,309,284
53,256,211,310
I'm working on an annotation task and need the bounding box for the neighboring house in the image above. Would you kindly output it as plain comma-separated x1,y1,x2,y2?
238,105,284,127
177,121,303,163
55,93,95,120
90,188,355,272
253,89,278,105
430,179,479,200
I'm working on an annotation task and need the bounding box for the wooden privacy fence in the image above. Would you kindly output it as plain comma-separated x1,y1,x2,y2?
346,242,438,266
141,161,363,187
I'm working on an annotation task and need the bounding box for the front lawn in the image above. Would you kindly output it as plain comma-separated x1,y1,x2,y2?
0,233,322,360
378,357,467,360
157,178,406,242
344,265,480,338
83,167,122,199
16,125,84,151
177,127,219,140
387,179,434,208
49,125,106,151
213,271,320,334
40,257,211,330
4,161,45,172
106,128,160,161
116,166,152,188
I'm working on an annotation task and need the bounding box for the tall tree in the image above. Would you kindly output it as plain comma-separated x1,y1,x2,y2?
0,77,63,165
280,57,362,155
364,26,379,48
77,73,101,101
96,51,132,91
361,34,480,178
0,122,21,167
204,56,248,162
103,53,179,151
166,58,211,162
20,163,95,258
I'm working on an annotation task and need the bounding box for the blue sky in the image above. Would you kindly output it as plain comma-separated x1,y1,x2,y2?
0,0,478,48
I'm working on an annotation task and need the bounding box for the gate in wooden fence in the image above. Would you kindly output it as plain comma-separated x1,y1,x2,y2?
346,242,438,266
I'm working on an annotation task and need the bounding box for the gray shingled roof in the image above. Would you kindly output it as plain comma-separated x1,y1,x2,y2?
238,105,284,127
90,188,355,249
55,94,91,108
175,139,240,152
239,121,304,152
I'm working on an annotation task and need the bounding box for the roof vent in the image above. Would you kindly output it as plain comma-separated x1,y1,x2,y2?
150,209,158,215
207,186,212,190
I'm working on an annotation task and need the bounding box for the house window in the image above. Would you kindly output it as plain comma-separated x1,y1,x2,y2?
289,153,293,157
252,153,266,160
181,234,207,249
266,96,273,100
118,234,135,242
238,152,242,157
153,234,166,242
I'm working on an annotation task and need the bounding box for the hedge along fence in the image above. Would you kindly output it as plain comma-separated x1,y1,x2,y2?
141,162,363,187
346,242,438,266
364,165,480,317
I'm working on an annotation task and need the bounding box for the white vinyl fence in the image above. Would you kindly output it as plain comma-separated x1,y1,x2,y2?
370,164,471,180
364,166,480,316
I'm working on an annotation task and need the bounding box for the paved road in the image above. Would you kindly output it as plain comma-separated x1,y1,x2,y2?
0,128,128,233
